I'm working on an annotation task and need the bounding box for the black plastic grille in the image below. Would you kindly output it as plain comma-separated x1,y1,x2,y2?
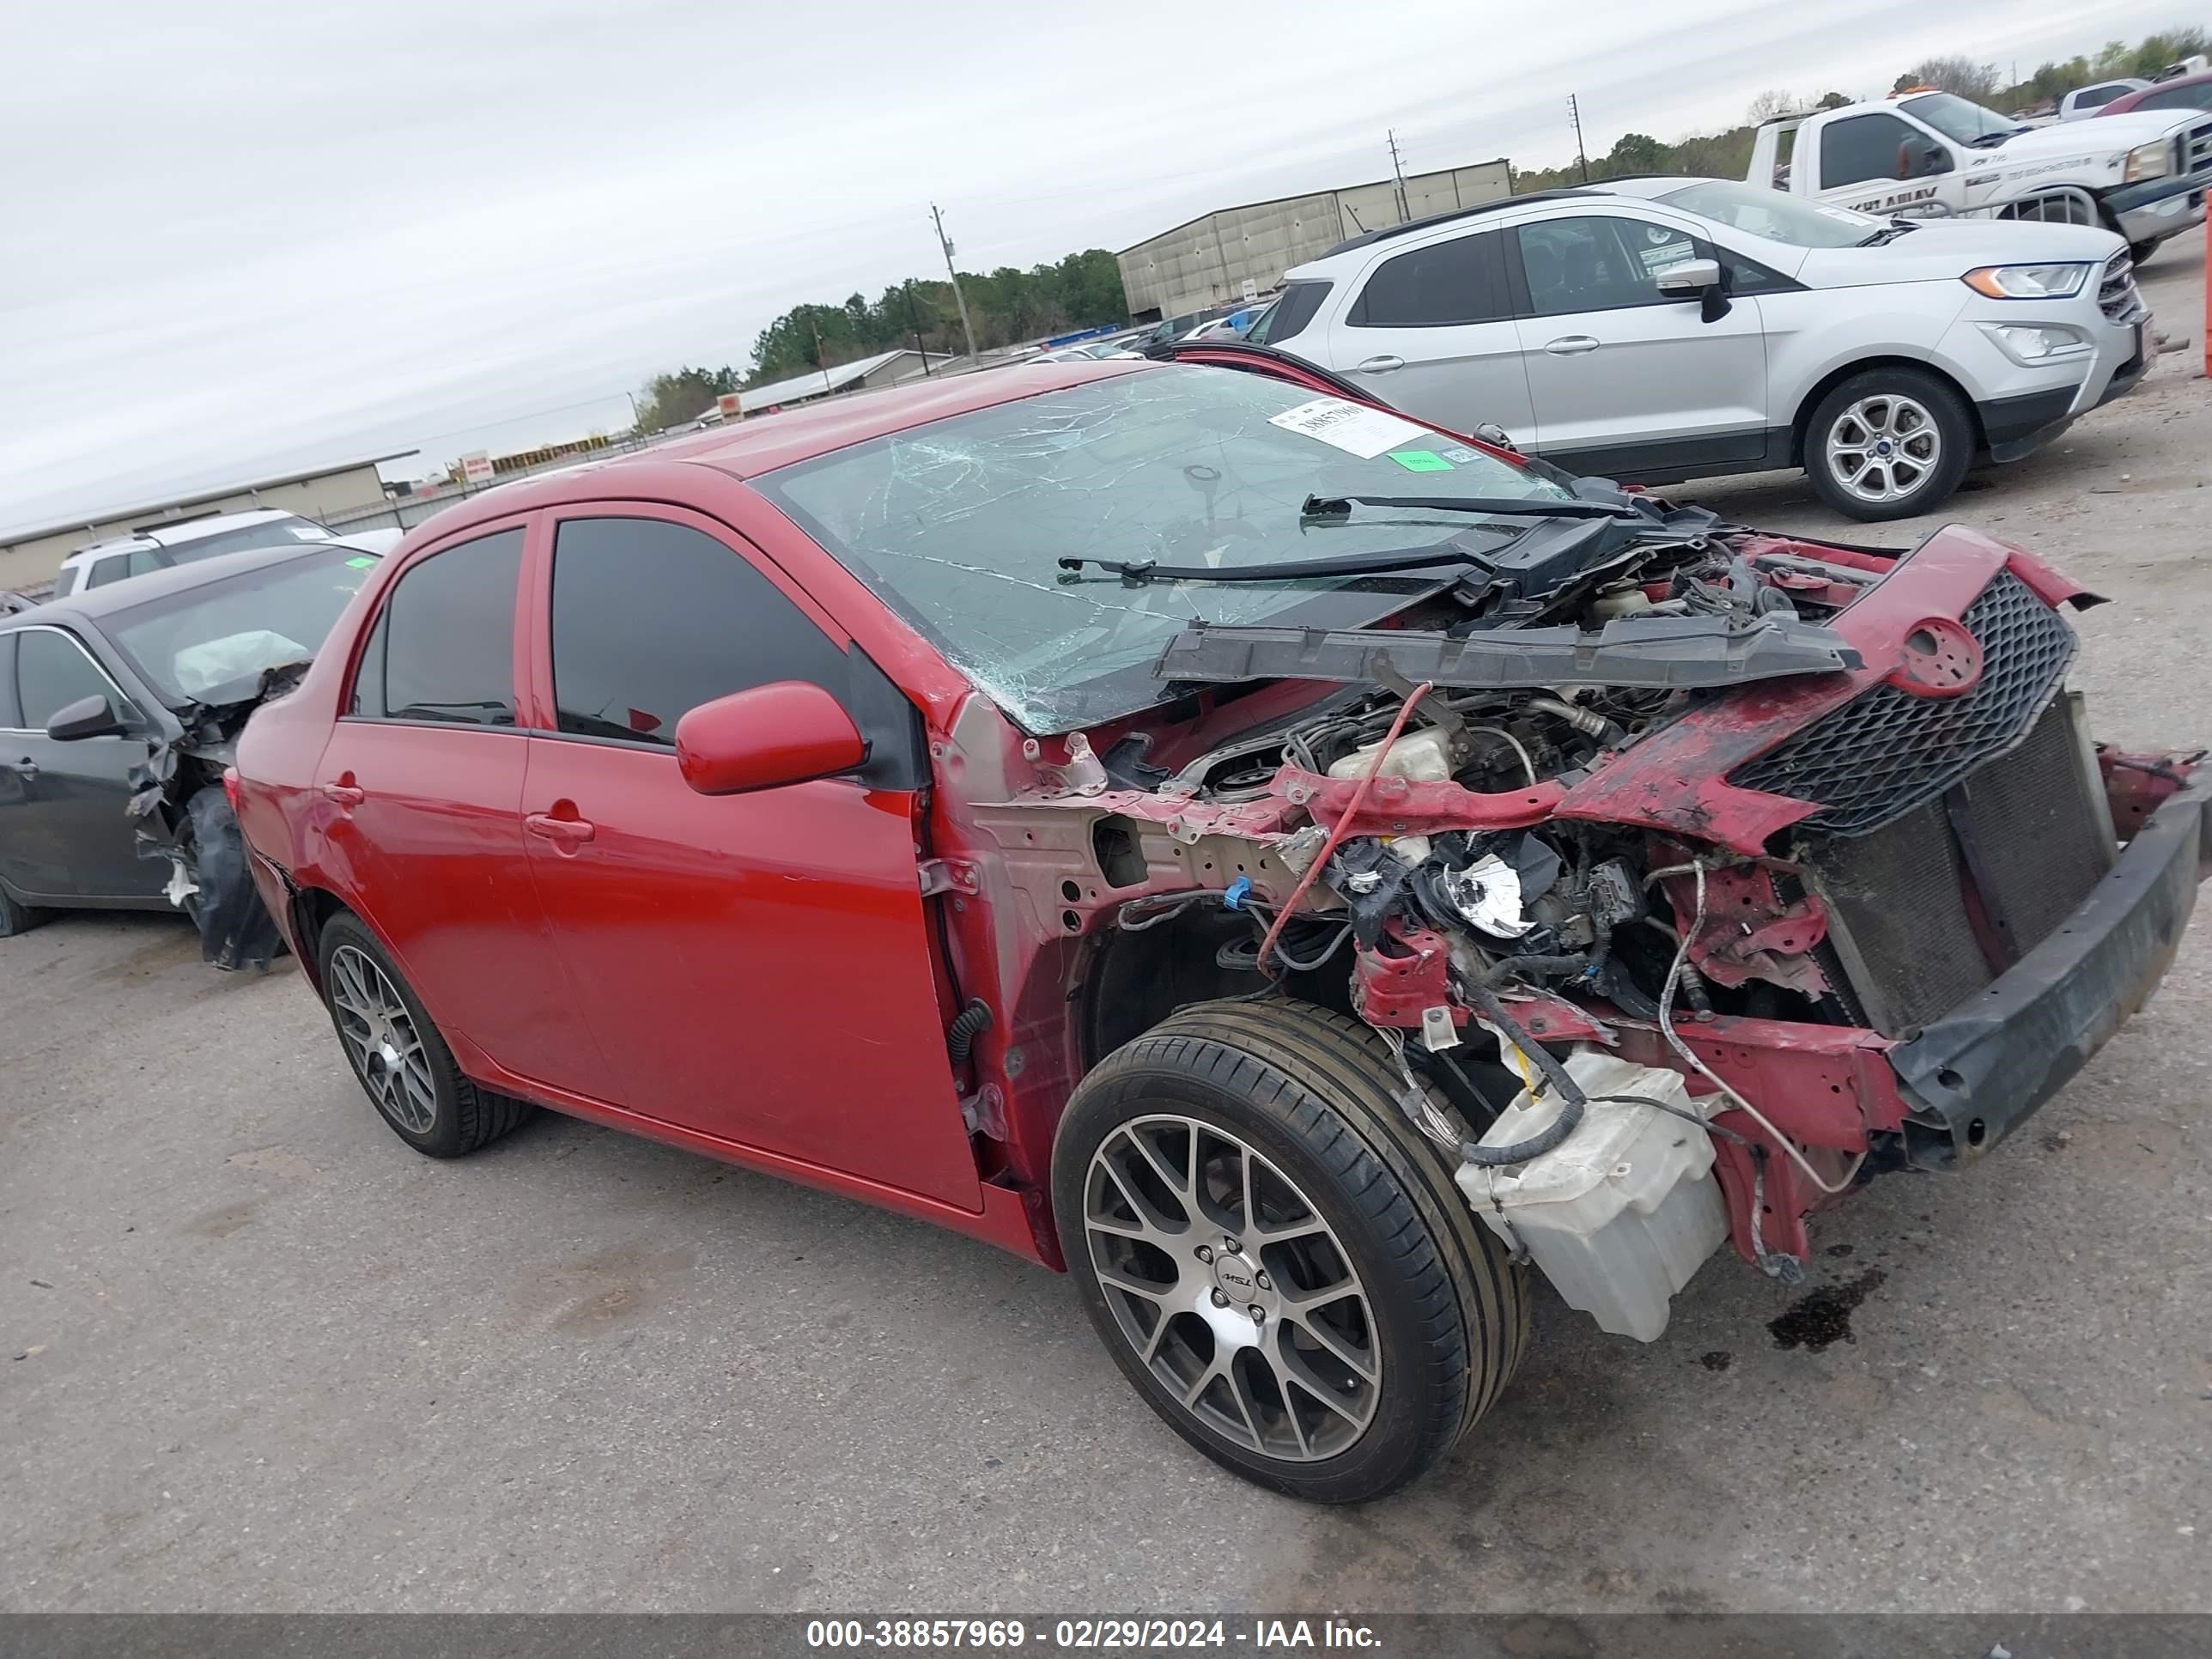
2188,118,2212,179
1731,571,2076,836
2099,250,2143,324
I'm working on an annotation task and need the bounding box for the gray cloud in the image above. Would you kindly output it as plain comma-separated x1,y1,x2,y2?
0,0,2172,532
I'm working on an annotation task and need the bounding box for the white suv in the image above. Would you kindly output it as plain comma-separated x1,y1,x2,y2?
1255,179,2149,520
53,510,400,597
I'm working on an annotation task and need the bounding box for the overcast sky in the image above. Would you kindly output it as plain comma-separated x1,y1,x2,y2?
0,0,2186,534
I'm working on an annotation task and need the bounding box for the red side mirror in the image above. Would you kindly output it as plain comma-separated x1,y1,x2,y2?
674,681,867,797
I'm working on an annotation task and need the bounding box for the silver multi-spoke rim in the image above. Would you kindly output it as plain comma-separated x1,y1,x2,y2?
1826,393,1941,504
1084,1115,1382,1462
327,945,437,1135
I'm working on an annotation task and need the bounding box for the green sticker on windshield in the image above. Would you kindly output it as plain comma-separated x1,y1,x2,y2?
1389,449,1453,472
345,555,377,568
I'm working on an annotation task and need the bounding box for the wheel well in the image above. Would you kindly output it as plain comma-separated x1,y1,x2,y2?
292,887,348,989
1073,901,1353,1072
1790,356,1986,467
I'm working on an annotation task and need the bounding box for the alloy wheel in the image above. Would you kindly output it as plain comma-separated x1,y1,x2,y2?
1083,1115,1382,1462
1826,393,1941,505
327,944,437,1135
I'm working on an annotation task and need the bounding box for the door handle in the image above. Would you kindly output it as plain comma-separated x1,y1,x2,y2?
1354,355,1406,374
9,757,36,781
525,812,596,845
1544,336,1601,356
319,782,365,806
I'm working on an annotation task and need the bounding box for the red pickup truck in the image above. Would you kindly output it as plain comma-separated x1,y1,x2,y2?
232,354,2206,1502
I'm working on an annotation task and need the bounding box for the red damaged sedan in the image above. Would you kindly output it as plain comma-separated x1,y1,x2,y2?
233,358,2207,1501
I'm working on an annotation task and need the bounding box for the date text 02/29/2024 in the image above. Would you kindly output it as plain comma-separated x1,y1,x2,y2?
804,1620,1382,1650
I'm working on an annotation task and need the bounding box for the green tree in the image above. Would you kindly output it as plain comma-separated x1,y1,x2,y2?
634,364,740,432
1606,131,1669,173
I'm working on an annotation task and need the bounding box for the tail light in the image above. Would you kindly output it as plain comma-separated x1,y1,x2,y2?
222,766,243,814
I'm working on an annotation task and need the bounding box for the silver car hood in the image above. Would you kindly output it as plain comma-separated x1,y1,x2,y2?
1793,219,2124,289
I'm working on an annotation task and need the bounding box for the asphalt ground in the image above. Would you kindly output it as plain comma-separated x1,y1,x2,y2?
3,237,2208,1613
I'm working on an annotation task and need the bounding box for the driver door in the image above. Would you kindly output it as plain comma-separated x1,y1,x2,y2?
1,624,163,902
517,504,984,1212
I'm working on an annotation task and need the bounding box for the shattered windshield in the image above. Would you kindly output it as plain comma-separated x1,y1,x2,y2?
105,548,378,706
753,367,1574,731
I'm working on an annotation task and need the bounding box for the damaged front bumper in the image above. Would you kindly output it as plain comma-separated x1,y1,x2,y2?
1890,776,2211,1169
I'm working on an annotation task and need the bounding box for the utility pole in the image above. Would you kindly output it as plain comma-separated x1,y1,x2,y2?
624,391,642,436
809,314,833,396
930,203,979,362
1387,129,1411,222
903,279,932,374
1568,94,1589,184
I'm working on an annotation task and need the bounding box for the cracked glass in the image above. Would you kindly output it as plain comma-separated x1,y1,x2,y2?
753,367,1571,732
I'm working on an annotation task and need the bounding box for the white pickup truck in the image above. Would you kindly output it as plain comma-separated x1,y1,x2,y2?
1749,88,2212,263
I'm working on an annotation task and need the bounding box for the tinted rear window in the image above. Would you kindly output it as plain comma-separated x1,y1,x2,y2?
368,529,522,726
1250,280,1332,344
1348,233,1507,327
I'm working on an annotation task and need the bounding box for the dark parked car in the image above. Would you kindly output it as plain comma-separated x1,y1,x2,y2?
0,542,381,962
232,359,2203,1501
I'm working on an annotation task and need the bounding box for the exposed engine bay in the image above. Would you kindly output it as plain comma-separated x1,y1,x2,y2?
127,665,301,972
966,504,2204,1345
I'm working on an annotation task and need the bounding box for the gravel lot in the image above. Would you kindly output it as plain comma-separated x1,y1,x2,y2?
3,240,2208,1615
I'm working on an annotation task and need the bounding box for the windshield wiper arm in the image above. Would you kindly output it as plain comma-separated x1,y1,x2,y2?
1298,493,1641,521
1058,544,1501,586
1858,218,1919,246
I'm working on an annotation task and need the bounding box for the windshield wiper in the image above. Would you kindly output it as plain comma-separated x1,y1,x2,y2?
1857,219,1919,246
1058,544,1501,586
1059,495,1662,586
1297,493,1641,521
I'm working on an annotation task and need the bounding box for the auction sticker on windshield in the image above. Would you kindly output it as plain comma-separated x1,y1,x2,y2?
1268,397,1431,459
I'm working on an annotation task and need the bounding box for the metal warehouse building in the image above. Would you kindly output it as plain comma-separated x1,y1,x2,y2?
0,450,416,591
1118,157,1516,322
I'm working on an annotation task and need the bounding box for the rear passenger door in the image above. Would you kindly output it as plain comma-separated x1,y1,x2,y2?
518,505,982,1212
1507,210,1770,478
318,520,609,1097
1321,228,1537,442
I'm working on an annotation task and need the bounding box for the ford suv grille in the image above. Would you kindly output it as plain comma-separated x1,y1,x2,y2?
2099,250,2143,323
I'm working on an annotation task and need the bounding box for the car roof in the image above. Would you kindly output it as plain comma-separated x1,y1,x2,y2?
1576,174,1723,199
2102,69,2212,111
15,541,363,628
63,507,308,564
1316,189,1597,258
460,359,1158,506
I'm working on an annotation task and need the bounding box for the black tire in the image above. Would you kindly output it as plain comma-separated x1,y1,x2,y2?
315,911,533,1158
2129,239,2159,266
1051,999,1528,1503
0,880,48,939
1802,366,1974,523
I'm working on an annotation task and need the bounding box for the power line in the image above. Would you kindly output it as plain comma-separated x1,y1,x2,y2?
930,202,980,361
